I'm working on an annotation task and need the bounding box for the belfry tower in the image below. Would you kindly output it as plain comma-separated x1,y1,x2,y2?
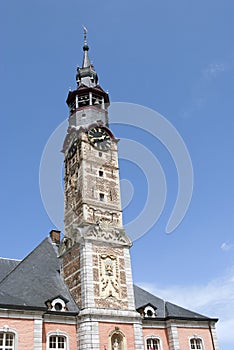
59,29,144,350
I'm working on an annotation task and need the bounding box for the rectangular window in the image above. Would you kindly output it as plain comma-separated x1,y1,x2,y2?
190,338,203,350
49,335,66,349
146,338,160,350
99,193,104,201
99,170,104,177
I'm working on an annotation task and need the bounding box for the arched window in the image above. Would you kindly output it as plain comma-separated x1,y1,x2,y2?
46,331,69,350
190,337,203,349
146,337,161,350
0,332,15,350
0,327,17,350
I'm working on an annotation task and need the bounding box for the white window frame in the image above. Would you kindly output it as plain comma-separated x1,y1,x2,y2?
189,336,204,350
144,305,156,318
46,330,69,350
0,326,17,350
145,336,163,350
50,297,66,311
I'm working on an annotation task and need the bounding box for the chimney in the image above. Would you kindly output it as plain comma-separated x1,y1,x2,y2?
50,230,61,245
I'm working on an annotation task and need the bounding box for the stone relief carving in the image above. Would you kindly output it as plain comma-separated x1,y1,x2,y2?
85,223,131,246
58,221,131,256
99,254,119,299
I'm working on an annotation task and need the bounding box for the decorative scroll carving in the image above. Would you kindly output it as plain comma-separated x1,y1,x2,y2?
85,224,131,246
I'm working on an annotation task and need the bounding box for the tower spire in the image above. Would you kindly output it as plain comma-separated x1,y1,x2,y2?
82,25,91,68
76,26,98,87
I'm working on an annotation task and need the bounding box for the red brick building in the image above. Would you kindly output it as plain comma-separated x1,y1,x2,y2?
0,32,219,350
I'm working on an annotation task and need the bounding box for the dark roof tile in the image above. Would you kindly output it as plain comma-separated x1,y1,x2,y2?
0,258,20,282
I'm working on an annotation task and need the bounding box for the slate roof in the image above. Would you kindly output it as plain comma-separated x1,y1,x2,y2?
0,258,20,282
134,284,166,317
0,237,78,313
134,285,214,321
0,237,216,322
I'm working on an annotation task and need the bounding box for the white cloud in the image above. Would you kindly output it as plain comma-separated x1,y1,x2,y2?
221,242,234,252
138,267,234,345
203,63,226,79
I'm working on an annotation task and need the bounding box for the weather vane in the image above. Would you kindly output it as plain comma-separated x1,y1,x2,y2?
82,25,88,46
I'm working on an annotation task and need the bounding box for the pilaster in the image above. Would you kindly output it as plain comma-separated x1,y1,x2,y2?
209,322,220,350
123,247,135,311
133,323,144,350
78,320,100,350
80,241,95,309
167,323,180,350
34,318,43,350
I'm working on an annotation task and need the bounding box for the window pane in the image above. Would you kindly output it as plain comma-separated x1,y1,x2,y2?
50,336,56,348
5,334,13,346
196,339,202,349
0,333,14,350
58,336,65,348
190,338,202,350
49,335,66,350
146,338,160,350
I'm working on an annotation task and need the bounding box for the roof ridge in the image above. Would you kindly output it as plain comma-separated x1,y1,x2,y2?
165,300,210,319
0,257,21,261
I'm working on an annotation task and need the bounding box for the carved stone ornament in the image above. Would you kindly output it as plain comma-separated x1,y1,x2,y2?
86,224,132,246
58,223,131,256
99,254,119,298
58,236,73,256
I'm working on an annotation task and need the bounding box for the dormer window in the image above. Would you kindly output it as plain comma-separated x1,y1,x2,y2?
144,305,157,318
51,298,66,311
46,296,68,312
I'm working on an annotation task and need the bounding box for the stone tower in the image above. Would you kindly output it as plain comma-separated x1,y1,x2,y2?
59,29,144,350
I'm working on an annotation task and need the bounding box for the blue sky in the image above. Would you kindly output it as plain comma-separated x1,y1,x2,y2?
1,0,234,348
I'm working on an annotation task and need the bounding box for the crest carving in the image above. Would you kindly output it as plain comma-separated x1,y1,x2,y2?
99,254,119,298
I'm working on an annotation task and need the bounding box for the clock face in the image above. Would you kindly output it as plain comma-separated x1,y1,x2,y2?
88,127,111,151
67,139,78,159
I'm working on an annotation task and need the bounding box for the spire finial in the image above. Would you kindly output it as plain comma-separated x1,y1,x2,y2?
76,26,98,86
83,25,88,47
81,25,91,68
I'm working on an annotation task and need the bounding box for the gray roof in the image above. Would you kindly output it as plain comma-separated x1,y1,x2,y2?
0,237,78,312
0,258,20,282
134,284,213,321
134,284,166,317
0,236,216,321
